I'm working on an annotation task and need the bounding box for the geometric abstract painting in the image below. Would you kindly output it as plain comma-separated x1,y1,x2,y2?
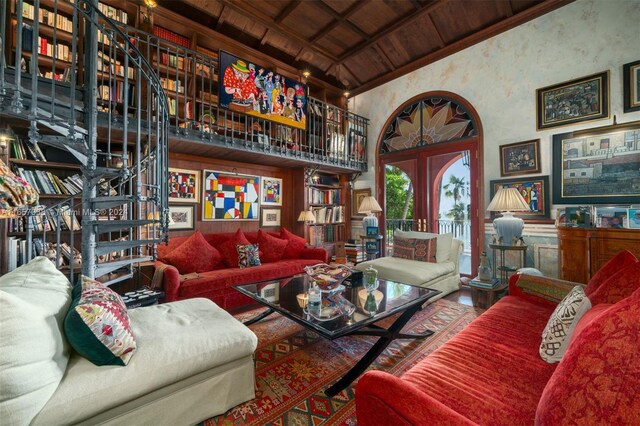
202,170,260,220
260,176,283,206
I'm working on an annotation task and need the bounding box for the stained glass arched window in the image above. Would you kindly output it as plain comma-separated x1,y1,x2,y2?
380,96,478,154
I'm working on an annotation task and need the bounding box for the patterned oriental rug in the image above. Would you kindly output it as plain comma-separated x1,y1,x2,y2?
202,298,484,426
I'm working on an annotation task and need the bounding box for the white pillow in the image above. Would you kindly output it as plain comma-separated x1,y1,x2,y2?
0,257,72,424
394,230,453,263
539,286,591,363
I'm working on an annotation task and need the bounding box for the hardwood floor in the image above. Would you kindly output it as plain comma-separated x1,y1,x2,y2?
445,287,473,307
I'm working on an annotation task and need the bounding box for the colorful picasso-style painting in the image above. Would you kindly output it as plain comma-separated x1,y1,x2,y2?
168,168,199,203
490,176,550,219
218,50,307,130
260,177,283,206
202,170,260,220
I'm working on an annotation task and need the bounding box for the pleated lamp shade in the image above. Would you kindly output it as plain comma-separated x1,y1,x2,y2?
486,188,530,245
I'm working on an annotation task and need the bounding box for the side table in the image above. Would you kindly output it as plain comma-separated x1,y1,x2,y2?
360,234,383,261
121,289,165,309
489,243,527,285
468,277,507,309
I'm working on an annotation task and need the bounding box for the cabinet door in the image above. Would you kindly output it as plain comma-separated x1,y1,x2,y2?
558,228,589,283
590,231,640,276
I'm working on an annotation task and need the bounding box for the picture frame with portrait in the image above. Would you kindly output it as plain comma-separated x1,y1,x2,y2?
352,188,371,218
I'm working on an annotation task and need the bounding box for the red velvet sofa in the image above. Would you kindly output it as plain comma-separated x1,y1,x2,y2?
154,229,328,310
356,250,640,425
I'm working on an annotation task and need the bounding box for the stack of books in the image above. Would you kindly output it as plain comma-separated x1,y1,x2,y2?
469,277,501,288
345,241,365,264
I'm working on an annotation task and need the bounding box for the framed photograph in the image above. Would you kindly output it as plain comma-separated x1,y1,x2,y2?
168,204,195,230
555,208,567,227
499,139,541,177
168,168,200,203
366,226,379,236
490,176,550,219
260,177,283,206
623,60,640,112
261,208,281,227
202,170,260,220
365,241,378,253
564,206,592,228
595,206,628,228
552,122,640,205
628,208,640,229
352,188,372,218
536,70,610,130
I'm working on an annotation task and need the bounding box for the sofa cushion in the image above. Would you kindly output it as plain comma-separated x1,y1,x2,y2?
162,230,222,274
281,227,306,259
539,286,591,363
257,229,288,262
395,230,453,263
355,256,455,287
237,244,261,268
218,229,251,267
64,276,136,366
587,262,640,306
391,235,415,260
585,249,637,296
536,288,640,425
392,235,436,262
0,257,72,425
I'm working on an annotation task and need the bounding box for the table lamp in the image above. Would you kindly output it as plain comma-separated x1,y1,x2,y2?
297,210,316,224
486,187,530,245
358,196,382,229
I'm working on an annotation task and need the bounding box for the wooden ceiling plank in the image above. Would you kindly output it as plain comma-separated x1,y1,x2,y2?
311,1,371,42
260,28,271,45
426,13,446,48
216,5,227,30
275,0,303,24
373,44,396,71
342,62,362,87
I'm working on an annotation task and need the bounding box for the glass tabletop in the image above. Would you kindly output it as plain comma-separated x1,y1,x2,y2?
234,273,440,339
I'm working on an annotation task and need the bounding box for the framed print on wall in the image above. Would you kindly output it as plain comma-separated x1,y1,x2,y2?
552,122,640,205
260,177,283,206
168,168,200,203
261,208,281,227
623,60,640,112
168,204,195,230
202,170,260,220
352,188,371,218
499,139,541,177
489,176,550,219
536,70,610,130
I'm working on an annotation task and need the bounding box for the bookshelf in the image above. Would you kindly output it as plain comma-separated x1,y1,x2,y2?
303,171,348,249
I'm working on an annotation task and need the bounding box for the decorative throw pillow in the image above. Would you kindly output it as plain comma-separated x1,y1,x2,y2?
395,230,453,263
587,262,640,306
392,236,415,259
585,249,638,296
64,276,136,366
257,229,288,263
539,286,591,363
218,229,252,267
162,230,222,274
237,244,261,268
281,227,306,259
412,237,437,263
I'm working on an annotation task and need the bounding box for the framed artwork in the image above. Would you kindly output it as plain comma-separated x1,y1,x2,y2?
623,60,640,112
489,176,550,218
218,50,307,130
260,177,283,206
349,129,366,162
352,188,371,218
365,241,378,253
594,206,628,228
499,139,541,177
564,206,592,228
168,204,195,230
552,122,640,205
168,168,200,203
261,208,281,227
628,208,640,229
202,170,260,220
536,70,610,130
366,226,379,236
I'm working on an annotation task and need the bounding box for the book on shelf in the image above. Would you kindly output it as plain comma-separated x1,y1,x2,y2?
20,3,74,32
97,2,128,24
152,25,191,49
308,187,341,204
12,166,82,196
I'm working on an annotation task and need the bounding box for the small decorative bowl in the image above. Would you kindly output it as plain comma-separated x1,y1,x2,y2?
304,263,352,289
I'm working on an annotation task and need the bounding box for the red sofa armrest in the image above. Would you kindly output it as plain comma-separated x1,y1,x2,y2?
509,273,584,307
356,371,477,426
301,247,329,263
152,260,180,302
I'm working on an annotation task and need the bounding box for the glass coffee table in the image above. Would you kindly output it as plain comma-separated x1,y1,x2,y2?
234,273,441,397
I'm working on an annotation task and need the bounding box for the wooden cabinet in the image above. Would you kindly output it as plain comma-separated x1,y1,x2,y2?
557,227,640,283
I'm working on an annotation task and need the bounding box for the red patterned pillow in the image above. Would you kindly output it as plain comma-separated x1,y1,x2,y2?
257,229,288,263
162,230,222,274
588,262,640,306
218,229,251,267
585,250,637,296
392,236,415,259
280,227,306,259
536,288,640,425
413,237,437,263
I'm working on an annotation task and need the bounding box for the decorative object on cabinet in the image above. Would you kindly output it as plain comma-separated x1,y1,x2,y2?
218,50,307,130
366,226,378,236
261,208,281,227
536,70,610,130
260,177,283,206
623,59,640,112
202,170,259,220
358,196,383,230
594,206,629,228
627,208,640,229
563,206,592,228
552,121,640,205
168,168,200,203
489,176,549,218
486,187,530,245
499,139,541,177
168,204,195,230
352,188,371,219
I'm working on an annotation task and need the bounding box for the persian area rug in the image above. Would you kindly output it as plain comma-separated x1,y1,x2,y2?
202,298,484,426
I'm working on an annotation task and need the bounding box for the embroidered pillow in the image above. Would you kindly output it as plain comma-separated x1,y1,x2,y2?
392,236,415,259
280,227,306,259
162,230,222,274
218,229,251,267
539,286,591,363
412,237,437,263
64,276,136,366
237,244,261,268
257,229,288,263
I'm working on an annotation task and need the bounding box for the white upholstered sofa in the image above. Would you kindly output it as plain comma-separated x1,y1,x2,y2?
0,257,257,426
355,231,463,301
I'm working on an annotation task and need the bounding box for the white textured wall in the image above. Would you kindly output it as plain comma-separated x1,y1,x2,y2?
351,0,640,215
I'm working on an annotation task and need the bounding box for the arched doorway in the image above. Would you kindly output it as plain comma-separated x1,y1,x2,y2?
376,91,485,277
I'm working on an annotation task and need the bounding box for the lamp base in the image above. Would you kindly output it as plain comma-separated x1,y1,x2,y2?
362,214,378,230
493,212,524,245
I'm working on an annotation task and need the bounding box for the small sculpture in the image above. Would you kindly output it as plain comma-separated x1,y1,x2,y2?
492,235,497,244
516,237,525,246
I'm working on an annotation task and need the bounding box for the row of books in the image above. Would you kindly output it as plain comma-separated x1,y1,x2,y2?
311,205,344,224
11,137,46,161
21,24,74,62
152,25,191,49
7,205,80,233
160,77,184,94
6,236,79,271
345,242,365,263
98,81,136,105
159,52,187,71
308,187,341,205
97,1,128,24
42,68,73,82
13,166,82,196
97,51,136,79
21,2,74,33
97,28,125,49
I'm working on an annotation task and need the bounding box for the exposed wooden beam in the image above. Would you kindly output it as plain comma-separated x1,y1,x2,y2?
216,5,227,30
275,0,302,24
310,1,370,43
425,13,445,48
260,28,271,45
373,44,396,71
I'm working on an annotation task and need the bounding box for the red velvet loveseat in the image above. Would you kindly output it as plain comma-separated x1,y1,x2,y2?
356,250,640,425
153,228,328,310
